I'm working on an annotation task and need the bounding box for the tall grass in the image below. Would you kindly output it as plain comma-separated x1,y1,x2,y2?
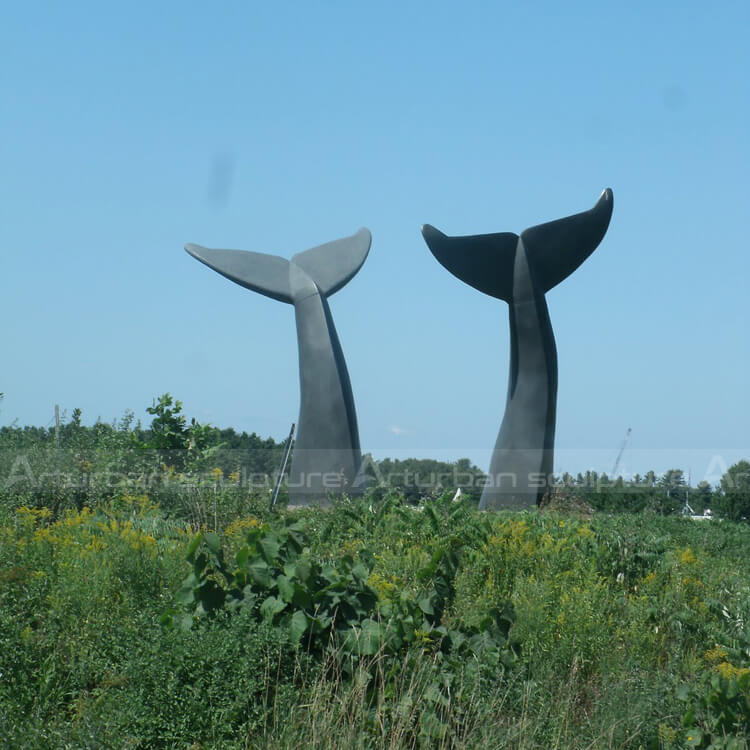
1,492,749,748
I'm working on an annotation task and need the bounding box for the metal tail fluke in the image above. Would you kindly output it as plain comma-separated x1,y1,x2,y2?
185,244,293,304
421,225,519,302
520,188,613,293
422,188,614,300
291,228,371,298
185,227,372,302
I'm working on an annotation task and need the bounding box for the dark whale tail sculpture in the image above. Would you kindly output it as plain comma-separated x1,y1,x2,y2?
422,189,613,509
185,228,371,505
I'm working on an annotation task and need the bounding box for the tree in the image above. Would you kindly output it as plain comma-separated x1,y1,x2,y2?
147,394,189,453
145,393,225,472
649,469,684,515
692,481,713,513
659,469,685,495
715,460,750,522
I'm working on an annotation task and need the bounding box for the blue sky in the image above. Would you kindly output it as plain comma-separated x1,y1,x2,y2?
1,1,748,482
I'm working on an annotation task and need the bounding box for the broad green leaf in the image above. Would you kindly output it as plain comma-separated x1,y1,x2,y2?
247,558,271,587
277,575,295,602
308,614,332,633
259,534,281,563
204,532,221,554
351,562,369,582
193,553,208,576
358,618,383,655
450,631,467,651
175,586,196,605
295,556,312,582
285,519,306,535
177,613,194,632
320,564,338,583
186,533,203,562
180,571,199,590
293,585,314,611
260,595,287,621
286,523,306,552
284,519,306,548
289,610,309,644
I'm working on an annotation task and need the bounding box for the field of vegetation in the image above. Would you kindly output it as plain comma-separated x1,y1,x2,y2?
1,397,749,748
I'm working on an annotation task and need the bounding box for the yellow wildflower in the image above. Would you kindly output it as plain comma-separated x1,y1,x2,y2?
704,646,728,664
678,548,696,565
367,571,399,600
715,661,750,680
223,517,263,538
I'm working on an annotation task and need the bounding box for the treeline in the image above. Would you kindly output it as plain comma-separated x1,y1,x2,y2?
553,469,718,516
1,393,748,521
0,394,489,510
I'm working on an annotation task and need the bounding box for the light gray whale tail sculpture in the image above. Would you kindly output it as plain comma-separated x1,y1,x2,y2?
422,189,613,510
185,228,371,505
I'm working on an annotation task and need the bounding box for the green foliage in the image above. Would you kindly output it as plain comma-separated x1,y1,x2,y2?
715,461,750,522
146,393,189,452
0,396,288,524
6,392,749,524
168,511,516,652
79,611,301,748
165,504,519,745
678,670,750,748
366,455,486,504
674,594,750,748
593,517,668,589
3,421,750,748
145,392,227,472
552,467,714,516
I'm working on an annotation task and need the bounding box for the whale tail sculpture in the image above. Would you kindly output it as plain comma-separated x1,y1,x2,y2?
422,189,613,301
422,189,613,509
186,228,372,506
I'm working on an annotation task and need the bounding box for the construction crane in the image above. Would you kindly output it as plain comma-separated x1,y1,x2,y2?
611,428,632,477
